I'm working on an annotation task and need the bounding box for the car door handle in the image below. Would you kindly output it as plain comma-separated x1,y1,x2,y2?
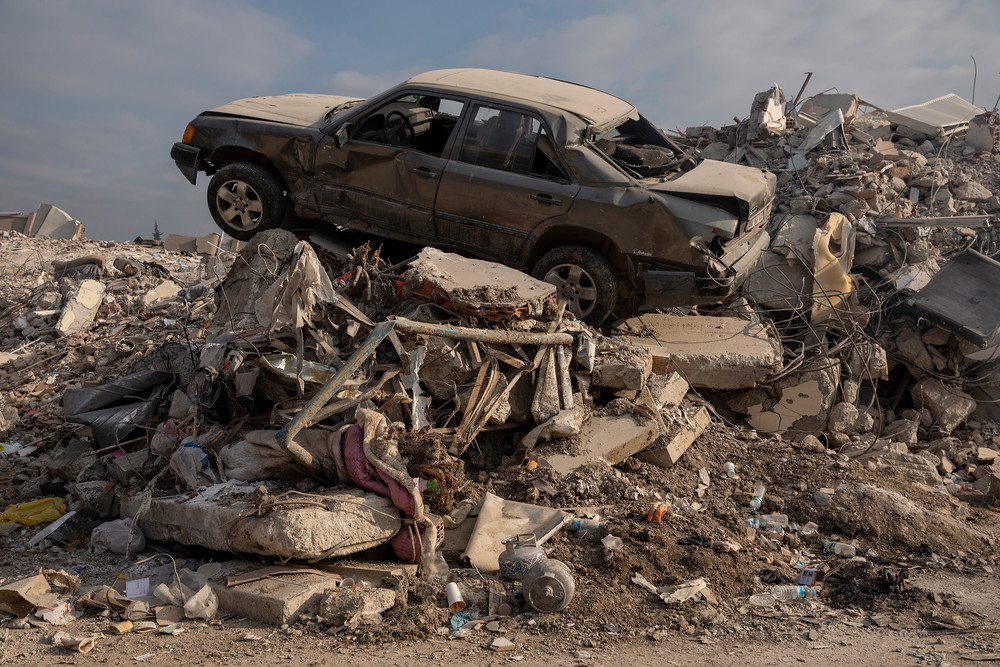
411,167,438,179
531,193,562,205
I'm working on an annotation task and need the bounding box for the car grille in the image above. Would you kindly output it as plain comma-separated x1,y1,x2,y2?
746,200,773,231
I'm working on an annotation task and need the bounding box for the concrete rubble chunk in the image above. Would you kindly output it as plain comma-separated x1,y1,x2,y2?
209,562,343,626
404,246,555,317
141,280,181,307
910,378,976,434
635,404,711,469
619,314,782,389
591,343,653,391
318,587,395,627
536,413,662,474
747,365,840,434
55,279,105,336
953,181,992,202
646,372,689,409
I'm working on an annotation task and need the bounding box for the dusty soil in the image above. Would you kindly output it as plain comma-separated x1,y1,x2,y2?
4,423,999,664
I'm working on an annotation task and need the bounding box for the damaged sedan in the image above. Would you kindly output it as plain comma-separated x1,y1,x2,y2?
171,68,775,323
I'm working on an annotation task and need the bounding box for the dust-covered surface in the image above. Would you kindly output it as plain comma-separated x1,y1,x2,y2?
4,76,1000,667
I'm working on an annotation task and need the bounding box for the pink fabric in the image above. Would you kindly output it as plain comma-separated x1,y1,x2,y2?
340,422,418,517
390,524,424,563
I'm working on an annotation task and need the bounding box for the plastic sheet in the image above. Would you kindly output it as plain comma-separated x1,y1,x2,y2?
62,370,174,447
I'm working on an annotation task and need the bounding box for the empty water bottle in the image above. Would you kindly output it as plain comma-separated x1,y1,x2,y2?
760,513,788,527
749,485,766,512
822,541,856,557
723,462,737,478
771,585,818,600
566,518,603,531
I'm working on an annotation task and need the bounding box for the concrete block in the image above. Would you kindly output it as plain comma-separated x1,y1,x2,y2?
977,448,1000,464
142,280,181,307
619,314,782,389
209,563,341,626
827,402,859,433
911,378,976,434
635,405,711,468
591,345,652,391
55,279,105,336
747,364,840,434
536,413,662,474
883,418,918,446
319,587,395,626
646,372,688,409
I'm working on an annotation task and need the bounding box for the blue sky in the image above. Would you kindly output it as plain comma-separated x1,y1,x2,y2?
1,0,998,241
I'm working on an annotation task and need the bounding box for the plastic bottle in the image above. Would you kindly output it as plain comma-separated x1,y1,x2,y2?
822,541,857,557
744,517,766,531
749,485,766,512
723,462,736,478
770,585,818,600
566,518,603,531
761,513,788,527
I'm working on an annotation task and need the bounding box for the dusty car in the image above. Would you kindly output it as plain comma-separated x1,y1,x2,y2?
171,68,775,323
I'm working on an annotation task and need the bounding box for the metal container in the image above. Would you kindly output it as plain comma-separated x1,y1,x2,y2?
523,559,575,613
498,533,546,581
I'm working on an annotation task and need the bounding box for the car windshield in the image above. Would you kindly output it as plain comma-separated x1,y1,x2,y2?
591,115,687,177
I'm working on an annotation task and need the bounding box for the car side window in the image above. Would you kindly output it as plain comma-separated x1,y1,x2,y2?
459,105,569,181
351,94,465,157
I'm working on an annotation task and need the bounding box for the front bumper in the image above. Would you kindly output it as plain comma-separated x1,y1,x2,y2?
639,227,770,310
170,142,202,185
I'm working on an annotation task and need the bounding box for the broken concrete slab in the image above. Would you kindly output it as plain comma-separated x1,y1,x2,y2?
886,93,980,137
209,562,342,626
911,378,976,434
55,279,105,336
163,232,223,256
141,280,181,307
122,482,401,560
966,111,1000,154
405,247,555,318
645,372,688,409
29,203,84,240
635,404,711,468
536,413,662,474
319,587,395,627
619,314,782,389
591,343,653,391
747,364,840,435
461,492,567,572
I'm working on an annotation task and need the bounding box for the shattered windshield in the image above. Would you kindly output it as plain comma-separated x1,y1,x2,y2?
591,115,688,177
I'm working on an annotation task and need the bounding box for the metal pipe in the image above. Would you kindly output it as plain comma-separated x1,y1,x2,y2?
555,344,574,409
391,317,574,346
275,321,396,476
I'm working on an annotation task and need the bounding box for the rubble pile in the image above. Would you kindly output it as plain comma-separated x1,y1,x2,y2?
1,78,1000,660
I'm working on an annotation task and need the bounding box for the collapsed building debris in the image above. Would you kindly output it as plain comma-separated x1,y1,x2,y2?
2,74,1000,658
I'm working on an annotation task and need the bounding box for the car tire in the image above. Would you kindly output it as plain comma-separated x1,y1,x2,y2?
207,162,285,240
531,245,616,325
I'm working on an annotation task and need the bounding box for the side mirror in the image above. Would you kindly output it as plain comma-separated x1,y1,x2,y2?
334,125,351,148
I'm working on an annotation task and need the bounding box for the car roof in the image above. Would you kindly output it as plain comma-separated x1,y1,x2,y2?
406,68,636,129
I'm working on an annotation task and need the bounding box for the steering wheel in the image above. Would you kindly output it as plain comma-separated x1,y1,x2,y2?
383,111,415,147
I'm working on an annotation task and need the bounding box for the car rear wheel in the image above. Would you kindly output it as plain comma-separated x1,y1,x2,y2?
531,245,616,325
207,162,285,240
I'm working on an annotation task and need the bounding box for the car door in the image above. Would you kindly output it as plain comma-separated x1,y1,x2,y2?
312,93,466,244
434,104,580,264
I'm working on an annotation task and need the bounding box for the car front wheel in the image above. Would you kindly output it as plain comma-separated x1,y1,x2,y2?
207,162,285,240
531,245,616,325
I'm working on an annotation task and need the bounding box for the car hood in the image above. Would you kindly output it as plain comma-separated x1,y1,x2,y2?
649,159,776,212
207,94,363,126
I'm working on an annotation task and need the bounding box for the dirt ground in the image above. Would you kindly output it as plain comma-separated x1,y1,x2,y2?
4,422,999,665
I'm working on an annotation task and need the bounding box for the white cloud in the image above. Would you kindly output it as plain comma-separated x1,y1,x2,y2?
458,0,1000,129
